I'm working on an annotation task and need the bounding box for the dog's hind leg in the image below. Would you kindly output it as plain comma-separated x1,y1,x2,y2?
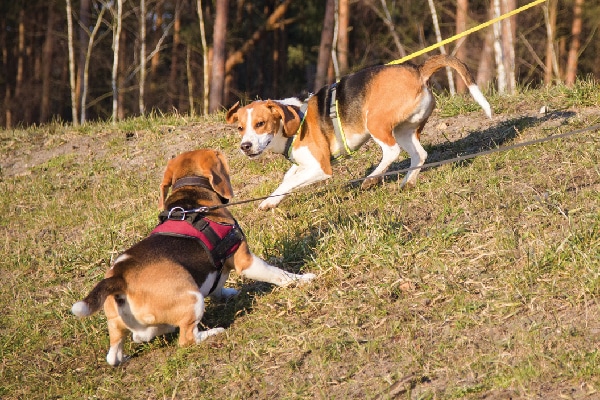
394,124,428,188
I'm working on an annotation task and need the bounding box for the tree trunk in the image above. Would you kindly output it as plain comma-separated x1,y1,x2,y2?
455,0,468,93
314,0,336,91
111,0,123,122
66,0,79,125
139,0,147,115
476,6,494,89
169,0,182,109
337,0,349,75
501,0,516,94
81,4,106,124
492,0,507,94
78,0,90,119
565,0,584,86
41,0,57,123
209,0,228,113
197,0,209,115
543,0,559,85
16,8,25,99
1,17,11,128
427,0,455,95
151,0,164,77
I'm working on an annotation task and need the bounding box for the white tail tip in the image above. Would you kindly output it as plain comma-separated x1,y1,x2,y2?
468,84,493,119
72,301,91,317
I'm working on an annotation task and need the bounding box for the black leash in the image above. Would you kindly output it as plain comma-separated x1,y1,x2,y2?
218,122,600,210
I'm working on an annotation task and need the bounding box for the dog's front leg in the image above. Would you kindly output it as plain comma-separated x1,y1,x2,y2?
259,165,331,210
241,254,315,286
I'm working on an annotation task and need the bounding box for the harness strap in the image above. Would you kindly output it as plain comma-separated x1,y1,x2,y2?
327,83,353,159
152,211,244,295
284,101,309,163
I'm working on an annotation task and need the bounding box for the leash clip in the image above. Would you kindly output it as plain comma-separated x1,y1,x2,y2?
168,207,187,220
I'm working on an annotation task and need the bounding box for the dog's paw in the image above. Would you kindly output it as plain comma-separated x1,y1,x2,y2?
211,287,239,301
258,196,282,210
195,327,225,343
297,273,316,285
360,176,383,190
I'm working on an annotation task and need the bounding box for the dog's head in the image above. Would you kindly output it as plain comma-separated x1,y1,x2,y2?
226,100,302,157
158,149,234,210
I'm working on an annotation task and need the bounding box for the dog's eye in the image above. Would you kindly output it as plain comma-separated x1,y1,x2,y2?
237,126,243,131
255,121,265,128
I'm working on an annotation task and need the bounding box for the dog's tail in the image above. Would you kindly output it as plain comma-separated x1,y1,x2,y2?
72,276,127,317
419,54,492,118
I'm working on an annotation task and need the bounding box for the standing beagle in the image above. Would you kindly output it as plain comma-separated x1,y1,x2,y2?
226,55,492,210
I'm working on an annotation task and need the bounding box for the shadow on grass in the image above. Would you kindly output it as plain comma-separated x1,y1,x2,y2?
356,110,576,186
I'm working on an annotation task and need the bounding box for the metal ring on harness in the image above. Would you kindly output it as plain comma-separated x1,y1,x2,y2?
167,207,187,220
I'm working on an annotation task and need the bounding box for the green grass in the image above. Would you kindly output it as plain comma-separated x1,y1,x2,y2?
1,81,599,399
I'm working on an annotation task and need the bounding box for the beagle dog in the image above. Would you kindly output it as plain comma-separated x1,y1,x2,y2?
226,55,492,210
72,149,315,366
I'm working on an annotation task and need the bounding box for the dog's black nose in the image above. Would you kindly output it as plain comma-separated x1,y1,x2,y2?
240,142,252,152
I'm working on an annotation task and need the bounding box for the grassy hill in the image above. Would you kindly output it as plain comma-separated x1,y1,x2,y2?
1,81,599,399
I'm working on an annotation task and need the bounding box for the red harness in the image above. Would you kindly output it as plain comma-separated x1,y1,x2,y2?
150,211,245,294
151,218,241,260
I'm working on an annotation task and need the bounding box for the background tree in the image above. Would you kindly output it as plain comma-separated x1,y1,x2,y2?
1,0,600,128
565,0,584,86
209,0,228,113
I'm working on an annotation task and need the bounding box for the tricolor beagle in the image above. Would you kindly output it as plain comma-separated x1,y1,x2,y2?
226,55,492,210
72,149,315,366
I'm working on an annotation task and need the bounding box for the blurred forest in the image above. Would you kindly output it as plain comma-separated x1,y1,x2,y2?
0,0,598,127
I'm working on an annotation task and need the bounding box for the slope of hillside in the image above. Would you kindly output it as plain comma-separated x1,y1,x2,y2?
1,82,599,399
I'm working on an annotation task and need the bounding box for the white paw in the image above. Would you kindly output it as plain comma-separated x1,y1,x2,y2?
258,196,283,210
298,273,316,284
211,287,239,301
195,327,226,343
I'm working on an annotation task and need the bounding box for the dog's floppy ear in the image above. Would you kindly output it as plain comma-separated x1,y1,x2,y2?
207,150,234,201
266,100,301,138
225,101,241,124
158,157,176,210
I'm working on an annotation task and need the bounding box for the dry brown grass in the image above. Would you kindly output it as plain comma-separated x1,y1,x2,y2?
1,81,599,399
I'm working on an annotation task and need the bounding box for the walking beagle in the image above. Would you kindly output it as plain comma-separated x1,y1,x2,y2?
226,55,492,210
72,149,315,366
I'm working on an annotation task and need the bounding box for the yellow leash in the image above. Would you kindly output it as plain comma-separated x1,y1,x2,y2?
387,0,547,65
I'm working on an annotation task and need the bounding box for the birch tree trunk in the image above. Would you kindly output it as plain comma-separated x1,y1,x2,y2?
111,0,123,123
543,0,559,85
565,0,584,86
78,0,90,120
427,0,455,95
492,0,507,94
81,4,106,124
66,0,79,125
139,0,146,115
197,0,209,115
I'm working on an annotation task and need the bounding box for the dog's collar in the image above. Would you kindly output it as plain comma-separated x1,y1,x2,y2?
327,83,353,159
172,176,229,204
284,101,309,163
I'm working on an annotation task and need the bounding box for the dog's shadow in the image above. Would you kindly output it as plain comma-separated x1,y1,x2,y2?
357,110,576,185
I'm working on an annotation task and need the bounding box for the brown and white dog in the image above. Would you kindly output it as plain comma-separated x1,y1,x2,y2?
72,149,315,366
226,55,492,210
